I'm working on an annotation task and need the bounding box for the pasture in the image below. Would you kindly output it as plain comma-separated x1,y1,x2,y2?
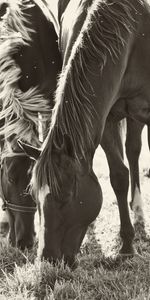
0,127,150,300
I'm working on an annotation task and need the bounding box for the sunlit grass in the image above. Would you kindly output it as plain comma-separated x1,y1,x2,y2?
0,230,150,299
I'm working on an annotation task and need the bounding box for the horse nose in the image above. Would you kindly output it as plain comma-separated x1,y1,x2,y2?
16,233,35,251
64,255,77,269
17,235,35,250
41,247,62,263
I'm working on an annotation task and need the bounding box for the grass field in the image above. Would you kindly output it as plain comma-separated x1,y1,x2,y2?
0,128,150,299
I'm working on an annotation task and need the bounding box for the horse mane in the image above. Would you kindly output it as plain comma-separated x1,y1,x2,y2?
32,0,142,197
0,0,50,146
34,0,59,35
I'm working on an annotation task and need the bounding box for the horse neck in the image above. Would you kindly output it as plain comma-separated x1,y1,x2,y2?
14,3,62,96
52,0,140,164
59,0,93,65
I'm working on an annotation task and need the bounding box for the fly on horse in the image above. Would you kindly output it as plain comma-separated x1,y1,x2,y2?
0,0,61,249
25,0,150,265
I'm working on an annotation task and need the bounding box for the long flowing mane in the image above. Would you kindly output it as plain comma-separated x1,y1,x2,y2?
0,0,54,145
32,0,143,196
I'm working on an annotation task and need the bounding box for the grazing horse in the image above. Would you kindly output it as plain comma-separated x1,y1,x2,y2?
58,0,148,225
0,0,61,248
24,0,150,265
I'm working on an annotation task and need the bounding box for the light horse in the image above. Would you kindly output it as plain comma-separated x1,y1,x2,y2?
23,0,150,265
0,0,61,249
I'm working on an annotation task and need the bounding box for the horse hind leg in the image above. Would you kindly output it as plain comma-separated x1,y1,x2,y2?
125,118,144,225
146,125,150,177
101,118,135,255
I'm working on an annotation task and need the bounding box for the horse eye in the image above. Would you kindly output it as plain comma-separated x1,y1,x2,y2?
8,177,15,184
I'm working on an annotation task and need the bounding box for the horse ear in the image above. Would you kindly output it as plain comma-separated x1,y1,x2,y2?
17,140,41,160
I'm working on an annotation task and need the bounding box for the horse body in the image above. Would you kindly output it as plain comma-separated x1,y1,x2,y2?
29,0,150,264
60,0,150,227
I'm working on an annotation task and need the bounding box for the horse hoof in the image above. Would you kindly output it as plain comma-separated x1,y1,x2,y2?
119,244,136,257
0,222,9,237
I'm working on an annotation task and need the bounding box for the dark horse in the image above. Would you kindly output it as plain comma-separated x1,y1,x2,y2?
23,0,150,265
58,0,149,225
0,0,61,249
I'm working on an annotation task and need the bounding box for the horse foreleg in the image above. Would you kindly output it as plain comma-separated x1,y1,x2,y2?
125,118,144,225
101,118,135,254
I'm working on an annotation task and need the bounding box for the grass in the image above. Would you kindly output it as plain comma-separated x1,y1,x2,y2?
0,225,150,300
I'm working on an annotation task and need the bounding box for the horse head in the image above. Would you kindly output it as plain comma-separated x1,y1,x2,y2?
0,141,37,250
19,135,102,267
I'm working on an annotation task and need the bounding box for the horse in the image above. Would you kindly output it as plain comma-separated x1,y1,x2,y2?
21,0,150,265
0,0,61,249
58,0,150,226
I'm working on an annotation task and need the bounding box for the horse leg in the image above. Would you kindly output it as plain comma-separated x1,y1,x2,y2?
125,118,144,224
147,125,150,152
101,118,135,254
146,125,150,177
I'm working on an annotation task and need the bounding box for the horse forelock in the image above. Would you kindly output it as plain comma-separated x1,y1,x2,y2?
0,0,50,146
32,0,142,198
